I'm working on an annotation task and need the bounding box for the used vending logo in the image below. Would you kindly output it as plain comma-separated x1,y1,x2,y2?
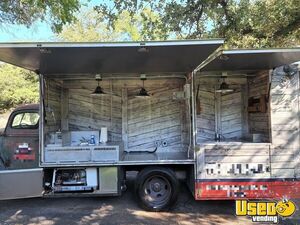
235,199,296,224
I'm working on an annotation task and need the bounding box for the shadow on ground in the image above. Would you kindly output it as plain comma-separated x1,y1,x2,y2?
0,178,299,225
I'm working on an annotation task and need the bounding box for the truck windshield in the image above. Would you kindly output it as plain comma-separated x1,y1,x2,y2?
11,112,39,129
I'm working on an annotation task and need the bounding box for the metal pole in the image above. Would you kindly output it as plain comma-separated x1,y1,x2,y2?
38,74,45,166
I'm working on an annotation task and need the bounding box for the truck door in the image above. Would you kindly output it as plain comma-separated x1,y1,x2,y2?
0,107,43,200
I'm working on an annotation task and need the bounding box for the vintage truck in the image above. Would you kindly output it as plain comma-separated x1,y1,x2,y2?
0,104,39,169
0,40,299,211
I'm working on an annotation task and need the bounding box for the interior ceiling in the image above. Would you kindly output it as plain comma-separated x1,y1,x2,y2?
200,49,300,72
0,40,223,75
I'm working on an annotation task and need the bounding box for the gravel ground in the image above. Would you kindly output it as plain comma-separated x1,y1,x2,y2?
0,174,299,225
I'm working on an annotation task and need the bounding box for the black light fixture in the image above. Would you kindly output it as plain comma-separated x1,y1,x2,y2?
283,64,298,78
215,76,234,94
136,74,150,98
91,74,105,96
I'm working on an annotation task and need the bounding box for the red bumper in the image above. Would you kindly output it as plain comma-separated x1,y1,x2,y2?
195,179,300,200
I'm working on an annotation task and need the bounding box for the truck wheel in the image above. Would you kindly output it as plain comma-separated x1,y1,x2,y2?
135,167,179,211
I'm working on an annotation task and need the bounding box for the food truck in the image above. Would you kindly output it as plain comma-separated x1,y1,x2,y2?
0,40,299,211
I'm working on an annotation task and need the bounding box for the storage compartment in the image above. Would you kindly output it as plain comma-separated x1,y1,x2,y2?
48,167,119,194
51,168,99,192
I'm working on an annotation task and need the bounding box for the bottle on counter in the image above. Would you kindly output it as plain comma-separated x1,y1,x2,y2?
90,135,96,145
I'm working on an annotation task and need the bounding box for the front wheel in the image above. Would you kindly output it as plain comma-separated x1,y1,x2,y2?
135,167,179,211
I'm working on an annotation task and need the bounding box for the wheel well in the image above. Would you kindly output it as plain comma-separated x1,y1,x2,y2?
123,164,193,181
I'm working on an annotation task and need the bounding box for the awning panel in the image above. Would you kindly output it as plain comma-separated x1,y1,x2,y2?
200,49,300,72
0,40,224,75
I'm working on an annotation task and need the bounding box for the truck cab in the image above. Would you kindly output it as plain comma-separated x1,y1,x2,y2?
0,104,39,169
0,104,43,200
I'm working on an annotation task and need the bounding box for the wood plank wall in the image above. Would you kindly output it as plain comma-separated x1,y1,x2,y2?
197,143,271,179
220,91,243,140
45,78,188,152
126,80,188,152
196,78,246,143
44,79,62,132
270,67,300,178
196,84,216,143
248,71,270,141
63,80,122,142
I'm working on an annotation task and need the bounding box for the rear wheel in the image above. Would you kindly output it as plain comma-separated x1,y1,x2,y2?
135,167,179,211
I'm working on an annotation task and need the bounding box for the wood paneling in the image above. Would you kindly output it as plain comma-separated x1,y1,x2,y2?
270,67,300,178
196,84,215,143
126,81,188,152
66,80,122,142
196,78,246,143
45,78,189,152
248,71,270,138
220,91,243,140
197,143,271,179
45,80,62,132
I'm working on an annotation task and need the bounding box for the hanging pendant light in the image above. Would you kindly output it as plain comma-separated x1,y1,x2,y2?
215,77,234,94
91,74,105,96
136,74,150,98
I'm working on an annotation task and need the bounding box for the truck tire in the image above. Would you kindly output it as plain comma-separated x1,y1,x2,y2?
135,167,179,211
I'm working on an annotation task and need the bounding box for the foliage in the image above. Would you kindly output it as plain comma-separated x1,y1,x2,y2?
58,9,119,42
0,0,80,32
95,0,300,48
0,64,39,111
58,8,168,42
114,9,168,41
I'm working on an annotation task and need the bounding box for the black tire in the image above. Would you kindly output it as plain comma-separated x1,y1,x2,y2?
135,167,179,212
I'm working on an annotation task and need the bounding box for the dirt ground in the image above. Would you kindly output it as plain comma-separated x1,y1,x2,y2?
0,177,299,225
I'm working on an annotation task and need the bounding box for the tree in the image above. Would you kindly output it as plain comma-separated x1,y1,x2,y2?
0,64,39,111
58,9,120,42
0,0,80,32
95,0,300,48
58,8,168,42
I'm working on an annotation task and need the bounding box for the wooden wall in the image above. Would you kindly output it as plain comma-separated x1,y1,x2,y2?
270,67,300,178
248,71,270,141
44,79,62,132
196,77,246,143
62,80,122,142
44,78,189,152
196,84,216,143
126,80,188,152
220,91,243,140
197,143,271,179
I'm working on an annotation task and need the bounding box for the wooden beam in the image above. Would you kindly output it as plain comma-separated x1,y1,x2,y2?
122,88,128,151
